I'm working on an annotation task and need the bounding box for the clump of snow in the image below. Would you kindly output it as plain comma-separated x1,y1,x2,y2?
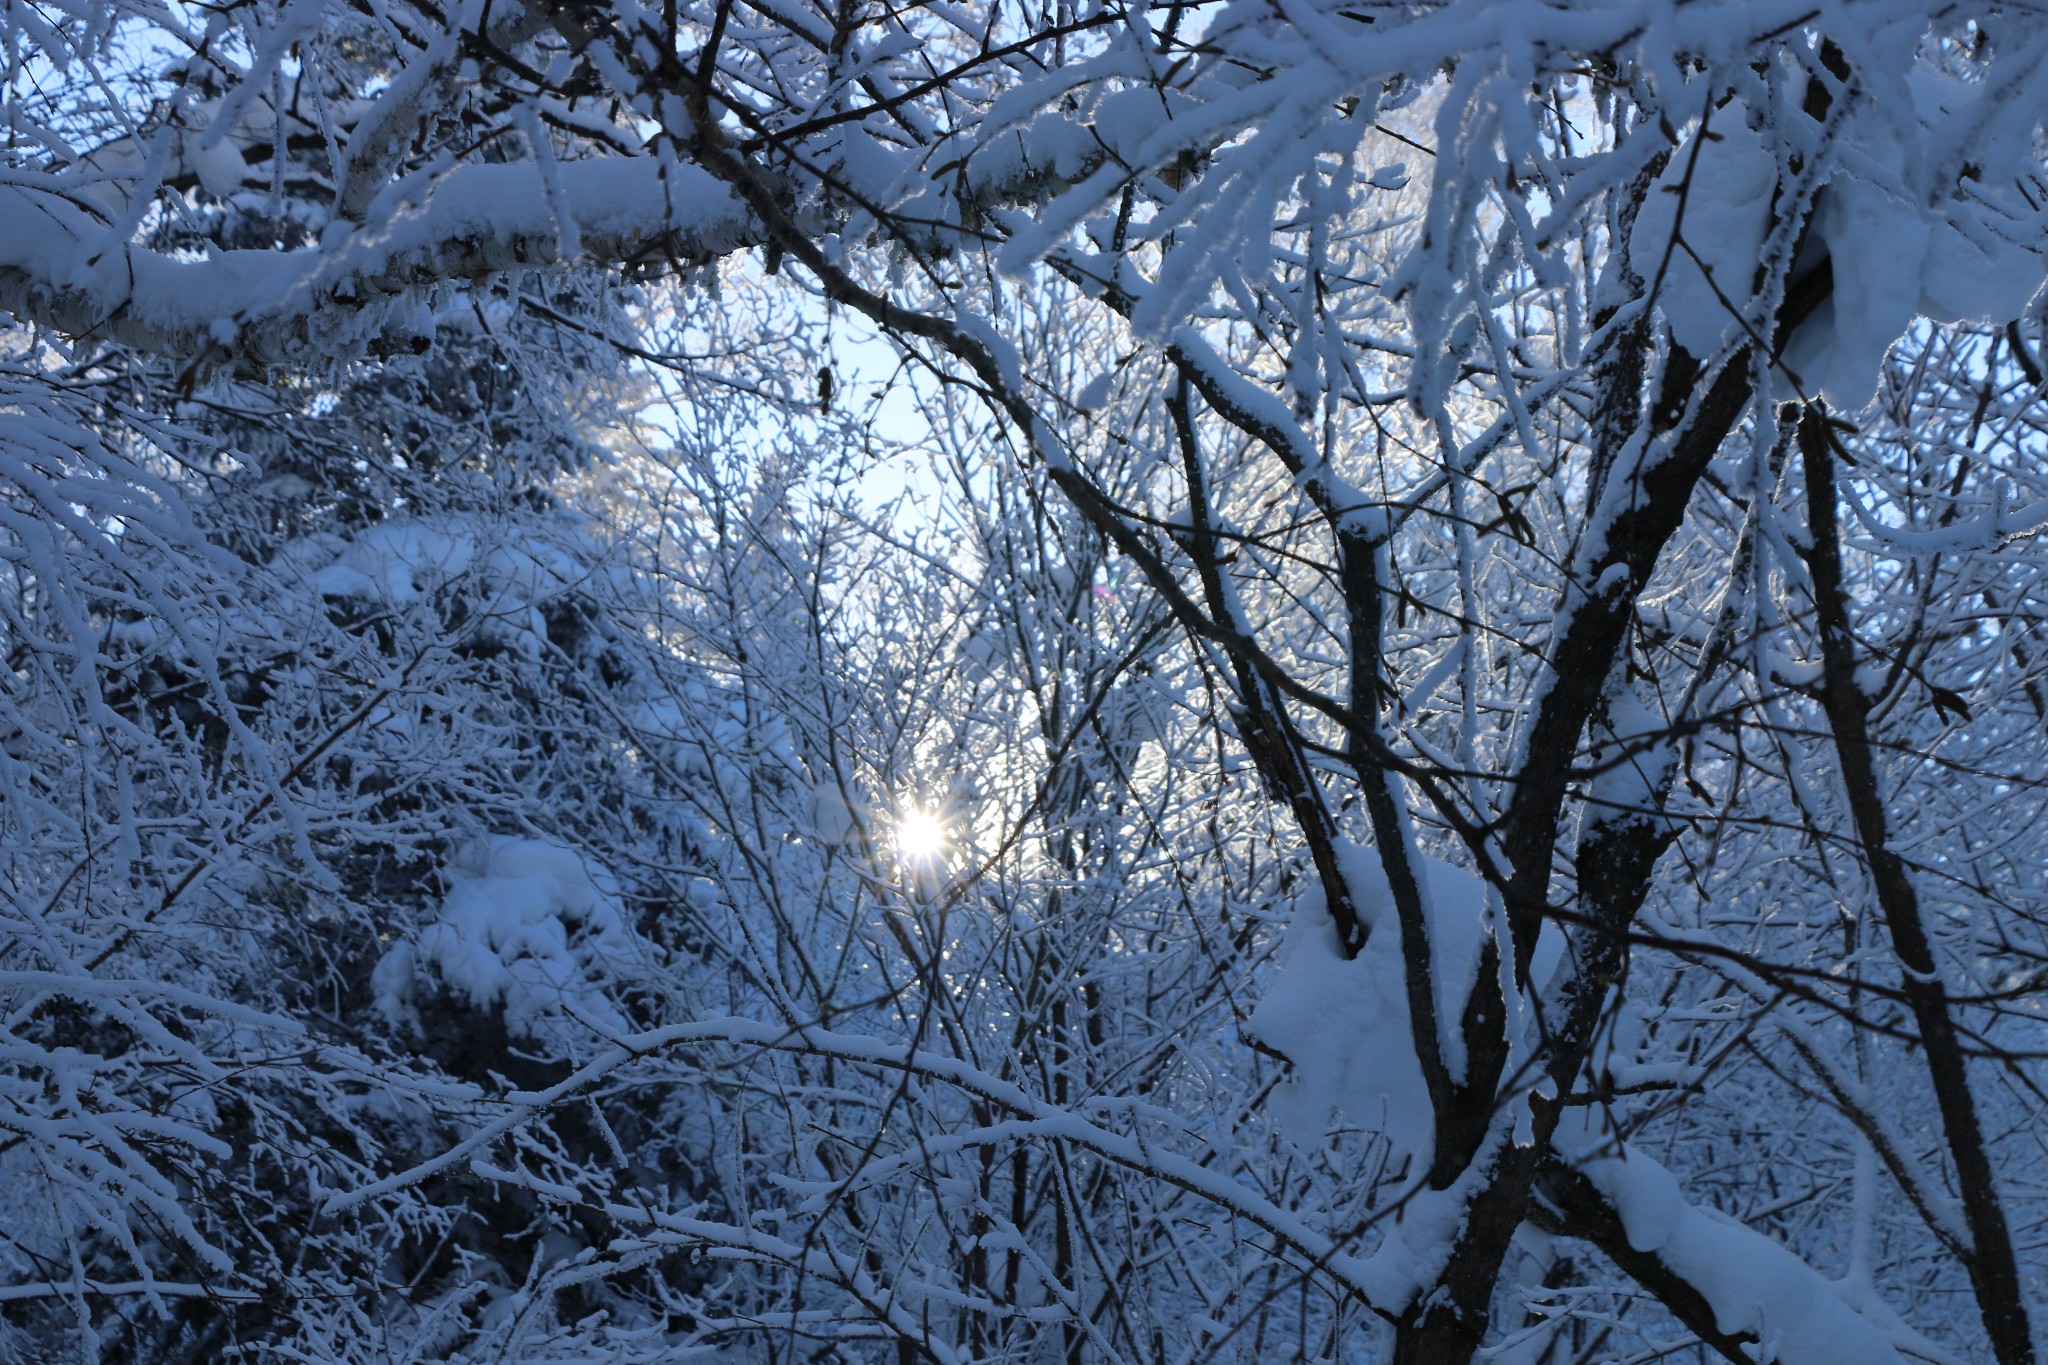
809,780,865,845
296,514,614,664
1246,845,1490,1164
304,516,592,609
1074,368,1117,411
1632,74,2047,412
308,520,479,606
1629,104,1778,359
1794,60,2047,410
378,836,651,1042
1787,134,2042,410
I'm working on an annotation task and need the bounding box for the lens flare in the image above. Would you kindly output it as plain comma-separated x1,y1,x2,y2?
895,808,946,864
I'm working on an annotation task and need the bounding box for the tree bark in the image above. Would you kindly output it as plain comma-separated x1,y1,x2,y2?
1799,404,2036,1365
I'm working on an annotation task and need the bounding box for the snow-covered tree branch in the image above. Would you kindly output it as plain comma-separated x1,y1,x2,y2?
6,0,2048,1360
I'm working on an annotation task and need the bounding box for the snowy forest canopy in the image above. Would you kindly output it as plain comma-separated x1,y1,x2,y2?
5,0,2048,1362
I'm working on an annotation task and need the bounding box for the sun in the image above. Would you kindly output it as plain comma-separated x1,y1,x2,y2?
894,808,947,865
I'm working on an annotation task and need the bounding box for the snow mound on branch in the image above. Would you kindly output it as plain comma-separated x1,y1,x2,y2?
376,836,648,1040
809,780,865,845
1630,106,1778,359
1633,73,2046,411
306,517,587,608
309,521,481,605
1246,845,1490,1164
1555,1114,1908,1365
1789,113,2042,412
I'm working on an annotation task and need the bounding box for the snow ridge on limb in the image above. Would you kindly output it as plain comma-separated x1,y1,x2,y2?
1538,1128,1920,1365
0,162,755,368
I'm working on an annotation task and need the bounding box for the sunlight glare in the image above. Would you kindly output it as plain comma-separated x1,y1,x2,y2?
894,808,946,865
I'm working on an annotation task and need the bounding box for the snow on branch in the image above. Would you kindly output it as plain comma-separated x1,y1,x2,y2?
1543,1129,1927,1365
0,162,755,367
